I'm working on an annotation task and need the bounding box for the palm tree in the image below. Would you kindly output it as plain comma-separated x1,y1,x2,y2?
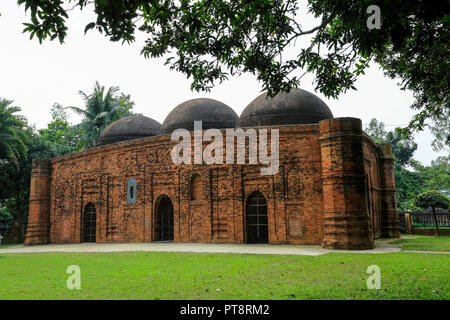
67,82,133,149
0,98,29,165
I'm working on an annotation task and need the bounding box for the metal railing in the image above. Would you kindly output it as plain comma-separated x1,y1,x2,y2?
398,208,450,230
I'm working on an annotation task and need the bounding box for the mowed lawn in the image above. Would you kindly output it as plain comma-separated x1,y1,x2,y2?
390,235,450,252
0,250,448,300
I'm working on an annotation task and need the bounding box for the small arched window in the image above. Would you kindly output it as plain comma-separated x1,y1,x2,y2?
127,179,137,204
190,174,202,200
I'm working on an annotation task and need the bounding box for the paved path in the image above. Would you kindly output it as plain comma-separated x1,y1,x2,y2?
0,241,402,256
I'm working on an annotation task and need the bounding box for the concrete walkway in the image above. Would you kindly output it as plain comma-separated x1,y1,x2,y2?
0,240,402,256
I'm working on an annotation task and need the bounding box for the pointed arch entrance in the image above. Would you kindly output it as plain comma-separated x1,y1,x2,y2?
82,202,96,243
154,195,174,241
245,191,268,244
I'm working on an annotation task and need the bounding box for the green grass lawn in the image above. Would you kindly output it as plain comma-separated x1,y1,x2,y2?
412,226,450,229
0,243,21,249
390,235,450,252
0,251,448,300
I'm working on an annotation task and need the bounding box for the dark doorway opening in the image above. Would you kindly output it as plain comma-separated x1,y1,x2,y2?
82,203,96,243
155,195,174,241
246,191,268,244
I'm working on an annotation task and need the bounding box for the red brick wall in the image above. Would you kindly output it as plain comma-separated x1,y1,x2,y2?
319,118,375,249
24,159,51,246
362,134,382,238
25,119,399,249
378,143,400,238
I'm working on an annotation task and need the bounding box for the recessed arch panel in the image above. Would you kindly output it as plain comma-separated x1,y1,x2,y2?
82,202,96,243
154,195,174,241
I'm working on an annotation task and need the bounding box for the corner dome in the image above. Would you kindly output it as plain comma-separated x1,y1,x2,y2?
96,115,162,146
160,98,238,134
239,88,333,127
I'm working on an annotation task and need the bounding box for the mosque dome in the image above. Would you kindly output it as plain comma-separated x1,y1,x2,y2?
96,115,162,146
239,88,333,127
159,98,238,134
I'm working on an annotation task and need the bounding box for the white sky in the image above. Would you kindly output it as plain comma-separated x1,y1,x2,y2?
0,1,446,165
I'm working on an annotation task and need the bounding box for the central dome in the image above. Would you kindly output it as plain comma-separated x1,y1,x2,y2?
239,88,333,127
96,115,162,146
160,98,238,134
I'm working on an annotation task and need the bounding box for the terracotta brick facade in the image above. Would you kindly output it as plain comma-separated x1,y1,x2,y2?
25,117,399,249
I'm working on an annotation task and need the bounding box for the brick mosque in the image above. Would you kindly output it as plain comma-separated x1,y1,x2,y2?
25,88,400,249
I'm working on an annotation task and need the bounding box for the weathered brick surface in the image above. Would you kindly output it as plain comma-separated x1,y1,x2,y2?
319,118,375,249
24,158,51,246
362,133,382,238
378,143,401,238
25,118,399,249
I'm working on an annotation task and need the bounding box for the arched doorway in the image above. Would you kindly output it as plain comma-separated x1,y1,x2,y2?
245,191,268,244
82,203,96,243
155,195,174,241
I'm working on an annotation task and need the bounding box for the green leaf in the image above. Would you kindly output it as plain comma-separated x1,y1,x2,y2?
84,22,96,35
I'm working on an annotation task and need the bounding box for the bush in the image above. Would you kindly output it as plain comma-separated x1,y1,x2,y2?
0,202,12,222
414,190,450,210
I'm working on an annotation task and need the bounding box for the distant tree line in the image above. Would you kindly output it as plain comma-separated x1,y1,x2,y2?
365,119,450,211
0,82,138,241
